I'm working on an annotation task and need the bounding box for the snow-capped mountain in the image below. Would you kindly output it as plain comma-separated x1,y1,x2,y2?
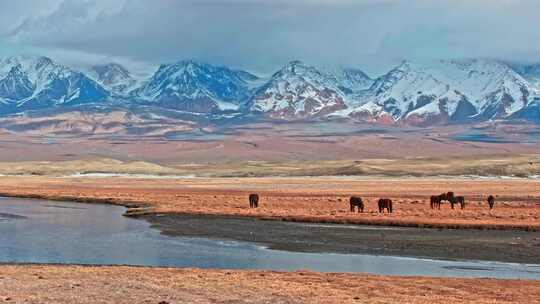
133,60,258,113
0,55,538,126
89,63,139,95
0,56,109,112
427,60,531,119
344,59,534,125
0,64,34,102
321,67,373,95
351,61,454,121
511,97,540,123
250,61,373,118
510,63,540,123
510,63,540,88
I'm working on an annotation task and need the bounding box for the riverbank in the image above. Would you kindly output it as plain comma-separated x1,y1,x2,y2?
0,176,538,231
0,265,538,304
1,196,539,276
142,213,540,264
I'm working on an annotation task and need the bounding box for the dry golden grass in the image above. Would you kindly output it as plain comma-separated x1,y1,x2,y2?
0,176,538,231
0,154,538,178
0,265,538,304
0,158,179,176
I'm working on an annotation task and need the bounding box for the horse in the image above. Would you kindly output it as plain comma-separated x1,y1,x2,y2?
453,196,465,209
350,196,364,213
378,198,393,213
249,193,259,208
430,195,441,209
430,192,455,209
487,195,495,210
440,191,454,203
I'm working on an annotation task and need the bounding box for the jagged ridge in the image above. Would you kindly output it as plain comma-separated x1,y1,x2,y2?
0,56,538,126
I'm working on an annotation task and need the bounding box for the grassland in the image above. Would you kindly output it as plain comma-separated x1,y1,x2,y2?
0,176,538,231
0,265,538,304
0,153,538,178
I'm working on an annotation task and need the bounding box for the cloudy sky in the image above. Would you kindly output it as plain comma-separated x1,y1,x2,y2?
1,0,539,76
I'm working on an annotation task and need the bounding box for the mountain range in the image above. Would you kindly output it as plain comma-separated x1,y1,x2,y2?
0,55,539,126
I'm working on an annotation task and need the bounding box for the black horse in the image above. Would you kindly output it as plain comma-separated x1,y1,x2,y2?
249,193,259,208
378,198,393,213
487,195,495,210
350,196,364,213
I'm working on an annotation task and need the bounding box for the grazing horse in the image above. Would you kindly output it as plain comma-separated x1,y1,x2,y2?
350,196,364,213
442,192,455,209
431,192,455,209
378,198,393,213
430,195,441,209
452,196,465,209
487,195,495,210
249,193,259,208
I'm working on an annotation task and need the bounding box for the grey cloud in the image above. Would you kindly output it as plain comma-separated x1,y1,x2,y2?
2,0,540,76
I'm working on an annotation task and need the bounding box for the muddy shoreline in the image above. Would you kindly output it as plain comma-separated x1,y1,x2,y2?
142,213,540,264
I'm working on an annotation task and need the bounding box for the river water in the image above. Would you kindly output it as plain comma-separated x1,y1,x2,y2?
0,197,538,279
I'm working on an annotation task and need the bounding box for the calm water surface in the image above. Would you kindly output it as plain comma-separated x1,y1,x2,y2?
0,197,538,279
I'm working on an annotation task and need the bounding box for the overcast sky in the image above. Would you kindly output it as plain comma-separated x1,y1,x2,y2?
1,0,540,76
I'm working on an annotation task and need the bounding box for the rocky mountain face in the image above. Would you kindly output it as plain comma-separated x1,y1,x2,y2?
510,63,540,88
346,60,534,126
0,55,538,126
250,61,345,118
133,60,258,113
0,56,109,113
89,63,139,95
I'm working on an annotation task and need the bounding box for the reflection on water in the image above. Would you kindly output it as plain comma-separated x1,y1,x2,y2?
0,197,538,280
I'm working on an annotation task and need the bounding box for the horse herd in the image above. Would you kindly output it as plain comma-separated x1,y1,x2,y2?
349,197,392,213
248,193,496,213
430,192,465,210
429,192,496,211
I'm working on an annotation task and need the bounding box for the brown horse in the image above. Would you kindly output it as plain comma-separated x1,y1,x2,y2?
430,195,441,209
378,198,393,213
430,192,455,209
249,193,259,208
487,195,495,210
452,196,465,209
350,196,364,213
438,192,454,201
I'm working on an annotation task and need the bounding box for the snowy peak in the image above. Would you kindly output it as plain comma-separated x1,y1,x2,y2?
368,61,443,98
250,61,348,118
0,54,538,126
346,59,534,125
279,60,316,74
266,60,333,88
0,55,109,111
93,63,131,79
134,60,256,113
0,56,53,73
509,63,540,95
356,60,454,123
428,59,531,118
0,64,34,101
327,67,373,94
513,63,540,80
90,63,138,94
